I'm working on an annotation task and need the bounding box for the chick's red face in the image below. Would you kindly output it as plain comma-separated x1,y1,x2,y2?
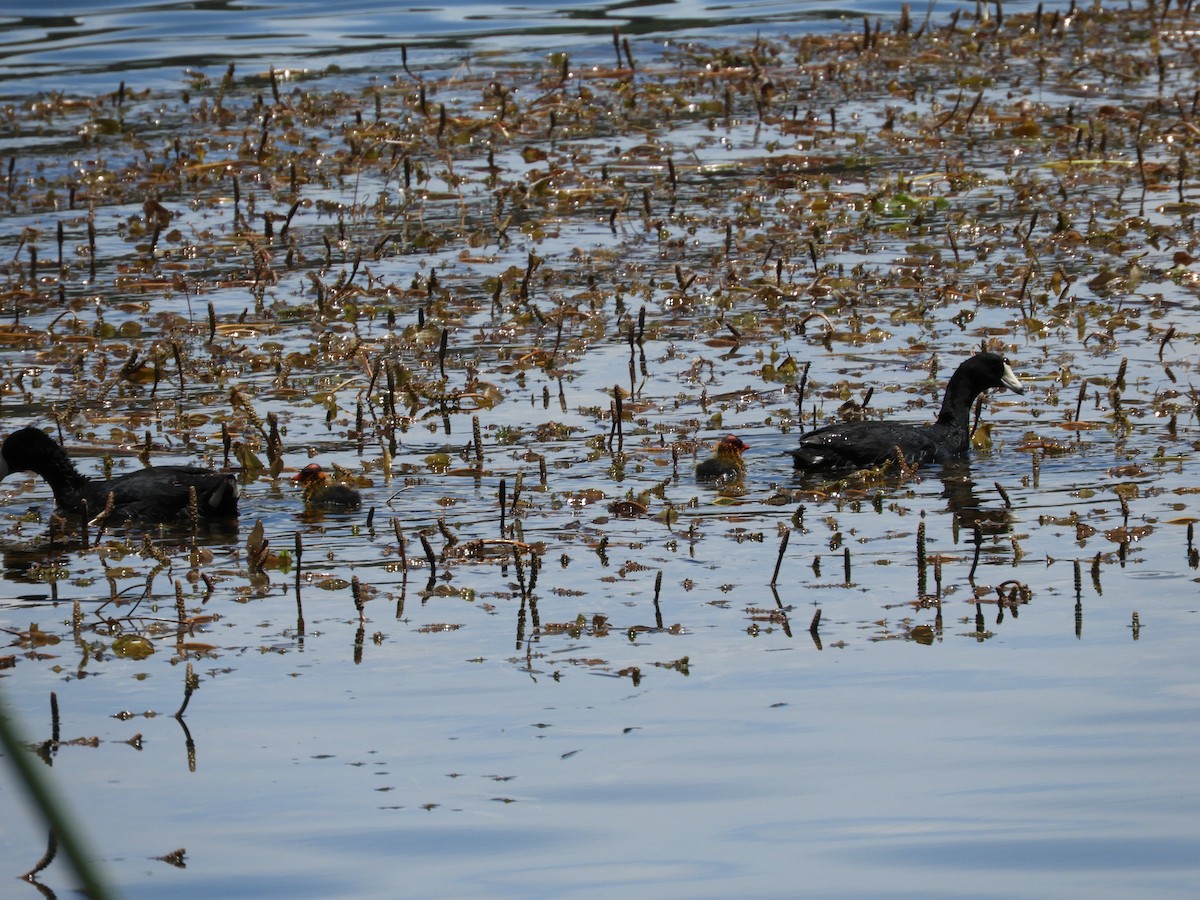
293,463,327,485
721,435,749,454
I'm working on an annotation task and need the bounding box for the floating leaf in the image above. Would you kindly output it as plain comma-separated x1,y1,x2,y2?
18,624,60,648
112,634,156,660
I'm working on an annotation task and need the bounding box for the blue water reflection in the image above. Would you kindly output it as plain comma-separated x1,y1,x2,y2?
1,0,1018,95
3,1,1198,898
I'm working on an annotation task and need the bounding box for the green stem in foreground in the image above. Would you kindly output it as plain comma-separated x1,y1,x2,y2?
0,690,114,899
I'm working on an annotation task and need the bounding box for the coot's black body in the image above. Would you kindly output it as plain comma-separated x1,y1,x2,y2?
788,352,1024,473
0,427,238,523
294,463,362,509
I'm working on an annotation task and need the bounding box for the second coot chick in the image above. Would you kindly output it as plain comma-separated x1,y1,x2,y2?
0,426,238,523
696,435,749,482
788,352,1024,473
293,463,362,509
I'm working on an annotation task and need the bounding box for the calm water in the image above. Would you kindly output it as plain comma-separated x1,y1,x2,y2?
3,0,1022,95
2,2,1200,898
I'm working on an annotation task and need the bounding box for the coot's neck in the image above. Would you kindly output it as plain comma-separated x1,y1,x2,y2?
27,441,94,513
300,481,328,503
934,367,985,435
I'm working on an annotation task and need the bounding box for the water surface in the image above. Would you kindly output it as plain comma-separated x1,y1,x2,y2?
1,2,1199,898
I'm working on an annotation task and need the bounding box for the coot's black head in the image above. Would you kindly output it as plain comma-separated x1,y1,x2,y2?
0,427,63,480
959,352,1024,395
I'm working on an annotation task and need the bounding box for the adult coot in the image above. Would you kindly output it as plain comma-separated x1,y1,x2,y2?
0,426,238,523
293,463,362,509
788,352,1024,473
696,435,750,482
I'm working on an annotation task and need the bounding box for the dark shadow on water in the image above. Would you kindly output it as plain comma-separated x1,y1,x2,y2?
0,520,241,590
785,457,1014,539
937,462,1014,539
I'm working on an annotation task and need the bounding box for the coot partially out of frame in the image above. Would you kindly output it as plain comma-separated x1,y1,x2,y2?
0,426,238,523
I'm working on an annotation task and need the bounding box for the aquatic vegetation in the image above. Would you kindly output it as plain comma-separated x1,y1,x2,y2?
4,2,1200,894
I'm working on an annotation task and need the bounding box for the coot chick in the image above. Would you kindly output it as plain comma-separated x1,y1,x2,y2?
696,435,749,482
0,426,238,523
788,352,1024,473
293,463,362,509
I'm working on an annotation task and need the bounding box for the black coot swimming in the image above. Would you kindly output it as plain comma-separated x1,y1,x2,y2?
788,352,1024,473
293,463,362,509
0,426,238,523
696,435,749,482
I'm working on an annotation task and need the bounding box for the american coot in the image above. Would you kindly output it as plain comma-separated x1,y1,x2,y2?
293,463,362,509
0,426,238,523
788,352,1024,473
696,435,750,482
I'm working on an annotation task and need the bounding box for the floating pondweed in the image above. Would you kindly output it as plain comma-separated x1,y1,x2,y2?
4,4,1200,897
